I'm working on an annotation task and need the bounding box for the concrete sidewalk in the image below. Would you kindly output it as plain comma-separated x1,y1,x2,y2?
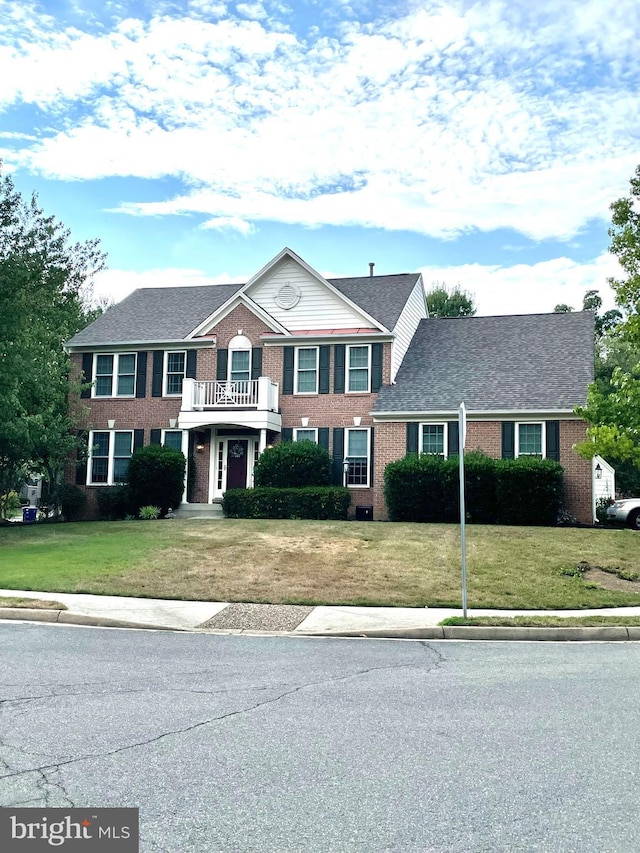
3,588,640,640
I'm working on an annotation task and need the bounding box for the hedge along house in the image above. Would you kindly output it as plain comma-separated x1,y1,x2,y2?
64,247,595,523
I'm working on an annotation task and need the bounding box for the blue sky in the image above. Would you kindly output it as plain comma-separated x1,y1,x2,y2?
1,0,638,315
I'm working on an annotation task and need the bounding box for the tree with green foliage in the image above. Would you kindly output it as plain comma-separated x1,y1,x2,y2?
426,283,476,318
0,166,106,513
553,304,573,313
576,165,640,474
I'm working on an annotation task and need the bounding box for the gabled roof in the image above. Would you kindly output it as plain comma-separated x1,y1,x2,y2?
66,283,244,347
373,311,595,414
329,273,422,332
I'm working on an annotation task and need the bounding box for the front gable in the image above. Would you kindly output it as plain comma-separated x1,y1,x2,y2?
242,249,387,334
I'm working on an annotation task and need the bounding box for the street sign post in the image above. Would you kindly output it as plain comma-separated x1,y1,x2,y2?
459,402,468,618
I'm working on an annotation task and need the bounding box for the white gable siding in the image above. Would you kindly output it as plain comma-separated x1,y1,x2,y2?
248,259,376,331
390,277,427,382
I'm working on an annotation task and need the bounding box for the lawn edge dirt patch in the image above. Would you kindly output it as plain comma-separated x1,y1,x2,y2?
0,596,67,610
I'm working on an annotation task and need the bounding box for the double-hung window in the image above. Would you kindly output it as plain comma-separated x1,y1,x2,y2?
162,430,184,452
165,351,186,396
347,345,371,392
421,423,446,458
345,428,370,487
94,354,136,397
516,423,544,457
230,350,251,382
294,428,318,443
89,431,133,485
295,347,318,394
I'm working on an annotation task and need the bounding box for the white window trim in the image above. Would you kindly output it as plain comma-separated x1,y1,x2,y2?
161,429,184,451
515,421,546,458
88,430,133,485
293,428,318,443
346,344,372,393
92,353,137,399
294,346,319,395
345,427,371,488
419,422,448,458
164,350,187,397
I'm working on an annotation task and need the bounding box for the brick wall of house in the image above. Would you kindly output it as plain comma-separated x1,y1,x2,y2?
371,418,592,524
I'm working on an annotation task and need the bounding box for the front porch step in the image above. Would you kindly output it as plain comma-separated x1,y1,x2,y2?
174,503,224,520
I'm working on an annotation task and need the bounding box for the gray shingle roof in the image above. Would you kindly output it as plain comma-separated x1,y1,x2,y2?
374,312,595,413
66,271,422,347
329,274,421,331
66,283,244,346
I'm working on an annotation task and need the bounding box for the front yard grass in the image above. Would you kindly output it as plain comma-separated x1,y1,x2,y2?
1,519,639,610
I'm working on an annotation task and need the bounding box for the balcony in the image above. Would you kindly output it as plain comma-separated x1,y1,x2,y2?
178,377,281,432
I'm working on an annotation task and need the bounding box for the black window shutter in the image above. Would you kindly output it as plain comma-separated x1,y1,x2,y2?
152,351,164,397
406,422,419,455
318,427,329,452
283,347,294,395
216,349,228,381
546,420,560,461
81,353,93,398
186,349,197,379
332,427,345,484
150,429,161,445
319,346,330,394
369,427,374,485
75,431,88,485
371,343,383,392
133,429,144,451
282,427,293,442
136,351,147,398
251,348,262,380
334,345,345,394
502,422,515,459
448,422,459,457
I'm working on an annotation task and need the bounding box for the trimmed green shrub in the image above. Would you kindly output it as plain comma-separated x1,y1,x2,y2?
222,486,351,520
384,452,564,526
127,445,186,517
254,440,331,488
384,454,458,522
495,457,563,526
58,484,86,521
463,451,499,524
96,485,132,520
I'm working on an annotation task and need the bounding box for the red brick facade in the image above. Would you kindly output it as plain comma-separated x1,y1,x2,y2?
68,303,593,525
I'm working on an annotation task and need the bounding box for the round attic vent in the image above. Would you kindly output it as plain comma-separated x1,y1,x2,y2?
275,281,301,310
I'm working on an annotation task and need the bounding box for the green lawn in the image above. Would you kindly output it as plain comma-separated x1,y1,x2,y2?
1,518,639,609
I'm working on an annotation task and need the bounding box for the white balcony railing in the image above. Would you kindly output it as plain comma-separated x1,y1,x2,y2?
181,377,279,413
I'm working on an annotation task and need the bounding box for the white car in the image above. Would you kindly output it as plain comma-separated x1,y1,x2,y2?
607,498,640,530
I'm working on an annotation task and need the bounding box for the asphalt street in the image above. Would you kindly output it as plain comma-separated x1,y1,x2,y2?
2,624,640,852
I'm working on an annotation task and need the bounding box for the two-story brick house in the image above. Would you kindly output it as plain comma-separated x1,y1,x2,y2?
65,247,595,523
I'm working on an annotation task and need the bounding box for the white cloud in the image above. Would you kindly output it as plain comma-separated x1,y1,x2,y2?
200,216,256,235
421,252,622,317
1,0,639,240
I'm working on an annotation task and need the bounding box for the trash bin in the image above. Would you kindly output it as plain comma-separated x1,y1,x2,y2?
22,507,37,523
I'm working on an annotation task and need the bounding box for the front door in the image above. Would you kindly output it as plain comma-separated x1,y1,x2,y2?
226,440,249,489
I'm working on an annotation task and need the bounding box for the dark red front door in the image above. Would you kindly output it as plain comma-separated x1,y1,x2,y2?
226,440,248,490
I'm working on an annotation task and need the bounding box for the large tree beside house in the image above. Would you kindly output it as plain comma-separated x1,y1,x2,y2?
64,247,595,524
0,168,106,513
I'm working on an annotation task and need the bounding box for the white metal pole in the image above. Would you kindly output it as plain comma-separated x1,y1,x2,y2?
459,402,468,618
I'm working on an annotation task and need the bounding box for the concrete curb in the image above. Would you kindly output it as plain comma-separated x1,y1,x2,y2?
299,626,640,641
0,608,182,632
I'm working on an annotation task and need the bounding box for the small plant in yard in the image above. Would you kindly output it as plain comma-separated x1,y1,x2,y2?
138,505,161,520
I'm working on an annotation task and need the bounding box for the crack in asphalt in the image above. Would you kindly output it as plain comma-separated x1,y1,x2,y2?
0,650,444,787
